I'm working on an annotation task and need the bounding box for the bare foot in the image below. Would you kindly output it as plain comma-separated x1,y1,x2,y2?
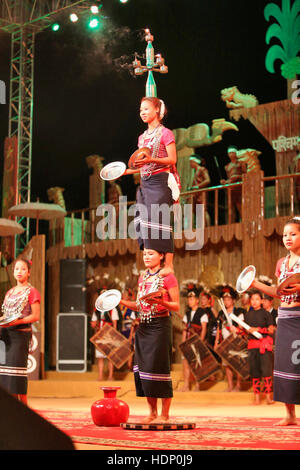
151,416,170,424
275,418,298,426
253,395,260,405
266,397,275,405
141,415,157,424
178,385,189,392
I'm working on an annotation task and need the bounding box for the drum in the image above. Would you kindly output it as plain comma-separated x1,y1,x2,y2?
90,324,133,369
215,333,250,380
179,334,220,383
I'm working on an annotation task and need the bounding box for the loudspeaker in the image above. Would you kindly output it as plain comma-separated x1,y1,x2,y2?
0,386,74,450
56,313,87,372
60,259,86,312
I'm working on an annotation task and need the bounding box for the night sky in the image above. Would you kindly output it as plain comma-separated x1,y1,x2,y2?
0,0,287,213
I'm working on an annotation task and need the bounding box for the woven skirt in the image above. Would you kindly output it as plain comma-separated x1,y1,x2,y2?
133,316,173,398
273,307,300,404
135,172,174,253
0,328,31,395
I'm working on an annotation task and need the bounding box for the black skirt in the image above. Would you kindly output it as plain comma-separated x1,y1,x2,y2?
135,172,174,253
133,316,173,398
273,307,300,404
0,327,31,395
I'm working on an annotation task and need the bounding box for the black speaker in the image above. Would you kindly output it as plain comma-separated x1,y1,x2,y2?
56,313,87,372
60,259,86,312
0,386,74,450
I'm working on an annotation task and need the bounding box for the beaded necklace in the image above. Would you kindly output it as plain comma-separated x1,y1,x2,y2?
279,255,300,303
136,269,164,323
140,125,163,180
1,285,31,320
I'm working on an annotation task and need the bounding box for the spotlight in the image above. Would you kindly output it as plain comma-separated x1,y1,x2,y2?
88,18,100,29
90,5,99,14
70,13,79,22
51,23,60,31
120,0,129,3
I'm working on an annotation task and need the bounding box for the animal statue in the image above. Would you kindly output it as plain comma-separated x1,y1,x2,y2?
47,186,66,210
237,148,261,173
86,154,105,175
173,118,238,150
198,256,225,289
221,86,259,109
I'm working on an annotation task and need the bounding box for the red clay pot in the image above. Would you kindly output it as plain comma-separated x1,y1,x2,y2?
91,386,130,427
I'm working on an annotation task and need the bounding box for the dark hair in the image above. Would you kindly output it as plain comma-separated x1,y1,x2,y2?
140,96,167,121
285,217,300,228
16,258,32,270
249,289,262,299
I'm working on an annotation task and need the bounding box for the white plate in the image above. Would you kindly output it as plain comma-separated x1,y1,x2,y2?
236,265,256,293
100,162,126,181
95,289,121,312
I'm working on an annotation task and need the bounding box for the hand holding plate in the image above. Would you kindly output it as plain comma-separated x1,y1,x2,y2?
128,147,152,170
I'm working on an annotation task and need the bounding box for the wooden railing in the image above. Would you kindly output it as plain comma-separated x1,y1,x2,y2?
49,172,300,247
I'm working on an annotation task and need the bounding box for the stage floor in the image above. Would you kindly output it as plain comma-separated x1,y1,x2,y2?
29,394,295,451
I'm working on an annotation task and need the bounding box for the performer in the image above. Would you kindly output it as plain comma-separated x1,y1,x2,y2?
119,248,180,423
125,97,180,276
220,146,247,222
180,289,208,391
90,299,118,381
199,291,218,350
239,290,274,405
251,216,300,424
188,155,211,226
0,258,40,405
214,285,245,392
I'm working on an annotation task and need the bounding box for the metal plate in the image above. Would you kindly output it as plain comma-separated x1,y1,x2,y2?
0,312,22,326
236,265,256,293
277,273,300,295
95,289,121,312
139,289,166,303
100,161,126,181
128,147,151,169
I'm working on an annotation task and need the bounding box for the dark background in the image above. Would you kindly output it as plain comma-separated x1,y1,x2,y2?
0,0,287,212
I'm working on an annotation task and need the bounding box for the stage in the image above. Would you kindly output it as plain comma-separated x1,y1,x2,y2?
26,366,300,451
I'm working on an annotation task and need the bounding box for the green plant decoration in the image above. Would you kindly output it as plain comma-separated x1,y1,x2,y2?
265,0,300,94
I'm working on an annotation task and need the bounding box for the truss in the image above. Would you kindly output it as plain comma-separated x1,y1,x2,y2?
0,0,92,254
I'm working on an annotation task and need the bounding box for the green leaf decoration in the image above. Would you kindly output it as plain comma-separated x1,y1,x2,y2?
265,0,300,75
281,56,300,78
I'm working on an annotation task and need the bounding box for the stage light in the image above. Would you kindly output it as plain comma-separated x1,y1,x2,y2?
90,5,99,14
70,13,79,22
88,18,100,29
119,0,129,3
51,23,60,31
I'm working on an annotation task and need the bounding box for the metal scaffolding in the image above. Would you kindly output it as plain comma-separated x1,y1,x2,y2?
0,0,91,255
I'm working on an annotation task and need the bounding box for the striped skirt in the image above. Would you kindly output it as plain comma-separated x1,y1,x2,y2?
273,307,300,404
0,327,31,395
133,316,173,398
135,172,174,253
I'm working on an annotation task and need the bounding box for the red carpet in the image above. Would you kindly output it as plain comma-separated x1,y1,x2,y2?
36,410,300,450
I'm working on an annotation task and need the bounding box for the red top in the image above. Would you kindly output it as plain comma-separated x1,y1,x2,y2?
138,272,178,315
138,126,175,178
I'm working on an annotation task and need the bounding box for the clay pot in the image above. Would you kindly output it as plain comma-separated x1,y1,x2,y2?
91,386,130,427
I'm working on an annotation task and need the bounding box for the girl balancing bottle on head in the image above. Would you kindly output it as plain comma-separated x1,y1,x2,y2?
250,217,300,425
119,248,180,423
0,259,40,405
125,97,180,276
